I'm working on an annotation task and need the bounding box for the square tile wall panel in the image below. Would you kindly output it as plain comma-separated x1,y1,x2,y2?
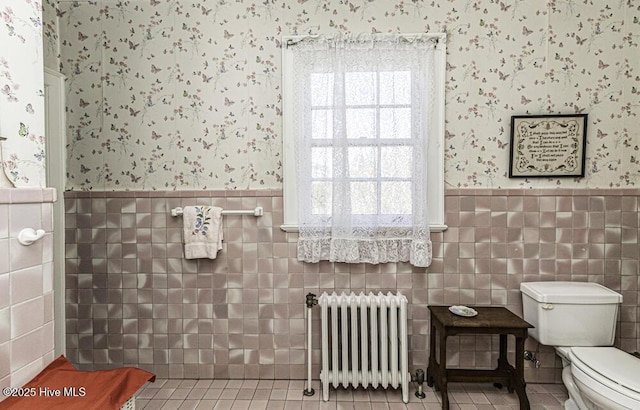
64,189,640,383
0,188,56,393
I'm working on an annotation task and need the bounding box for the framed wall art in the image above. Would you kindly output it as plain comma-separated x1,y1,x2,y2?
509,114,587,178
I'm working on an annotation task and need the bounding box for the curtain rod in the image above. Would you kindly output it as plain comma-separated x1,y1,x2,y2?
284,33,446,47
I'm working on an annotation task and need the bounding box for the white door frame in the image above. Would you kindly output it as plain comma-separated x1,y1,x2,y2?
44,67,66,356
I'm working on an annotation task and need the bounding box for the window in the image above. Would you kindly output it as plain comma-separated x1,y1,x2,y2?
281,34,447,266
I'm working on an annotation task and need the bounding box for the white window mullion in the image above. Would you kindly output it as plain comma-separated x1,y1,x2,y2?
375,70,382,216
335,64,349,219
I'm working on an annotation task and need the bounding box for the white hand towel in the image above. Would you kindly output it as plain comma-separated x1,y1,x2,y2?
182,205,223,259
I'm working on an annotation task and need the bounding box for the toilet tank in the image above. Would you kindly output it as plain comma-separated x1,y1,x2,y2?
520,281,622,346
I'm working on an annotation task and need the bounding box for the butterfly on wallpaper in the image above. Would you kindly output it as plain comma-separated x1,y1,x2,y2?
128,40,140,50
201,5,212,15
596,129,608,139
151,131,162,140
79,99,90,108
598,60,609,69
224,30,234,39
521,95,531,105
129,107,141,117
80,164,91,174
499,2,511,11
30,17,42,28
56,9,67,18
1,85,17,102
349,3,360,13
496,139,508,149
202,140,214,150
522,26,533,36
25,103,34,114
575,36,587,45
498,71,509,80
151,64,162,74
224,163,235,173
4,23,17,39
18,122,28,137
224,97,234,106
150,0,160,6
574,105,585,114
78,32,88,41
202,73,213,83
371,27,380,34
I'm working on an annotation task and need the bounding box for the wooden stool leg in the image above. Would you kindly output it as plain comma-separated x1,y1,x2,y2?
514,336,530,410
427,322,436,387
439,331,449,410
498,334,514,392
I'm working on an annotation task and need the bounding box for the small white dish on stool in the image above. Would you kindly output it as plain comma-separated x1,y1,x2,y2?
449,305,478,317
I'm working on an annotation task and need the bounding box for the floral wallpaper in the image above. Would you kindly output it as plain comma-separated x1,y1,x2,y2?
57,0,640,191
43,0,60,70
0,0,46,187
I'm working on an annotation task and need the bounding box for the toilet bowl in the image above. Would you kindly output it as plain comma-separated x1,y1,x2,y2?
556,346,640,410
520,282,640,410
570,348,640,410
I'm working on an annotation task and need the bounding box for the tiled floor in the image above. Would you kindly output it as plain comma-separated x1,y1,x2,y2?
136,379,568,410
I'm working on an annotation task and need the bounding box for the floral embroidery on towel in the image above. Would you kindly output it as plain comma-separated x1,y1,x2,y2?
192,206,211,236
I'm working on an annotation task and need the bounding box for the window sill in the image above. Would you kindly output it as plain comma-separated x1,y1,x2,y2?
280,224,448,233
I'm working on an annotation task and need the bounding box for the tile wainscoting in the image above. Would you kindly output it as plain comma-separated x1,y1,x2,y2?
64,189,640,383
0,188,56,392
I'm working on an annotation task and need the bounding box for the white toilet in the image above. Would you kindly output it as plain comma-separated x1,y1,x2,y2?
520,281,640,410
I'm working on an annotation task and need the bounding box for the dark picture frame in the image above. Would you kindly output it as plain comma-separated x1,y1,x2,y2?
509,114,588,178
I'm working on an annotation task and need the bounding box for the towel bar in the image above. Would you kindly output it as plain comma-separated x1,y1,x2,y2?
170,206,264,217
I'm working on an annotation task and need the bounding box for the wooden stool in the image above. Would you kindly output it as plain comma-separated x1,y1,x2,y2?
426,306,533,410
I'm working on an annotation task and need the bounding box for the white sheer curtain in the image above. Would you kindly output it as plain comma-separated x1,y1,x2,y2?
290,34,436,267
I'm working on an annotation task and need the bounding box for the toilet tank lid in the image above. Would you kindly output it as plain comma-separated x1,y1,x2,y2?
571,347,640,394
520,281,622,304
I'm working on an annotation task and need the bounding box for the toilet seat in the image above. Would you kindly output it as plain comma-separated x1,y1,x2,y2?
570,347,640,394
569,347,640,409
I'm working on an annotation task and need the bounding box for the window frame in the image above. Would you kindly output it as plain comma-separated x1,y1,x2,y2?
281,33,448,233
